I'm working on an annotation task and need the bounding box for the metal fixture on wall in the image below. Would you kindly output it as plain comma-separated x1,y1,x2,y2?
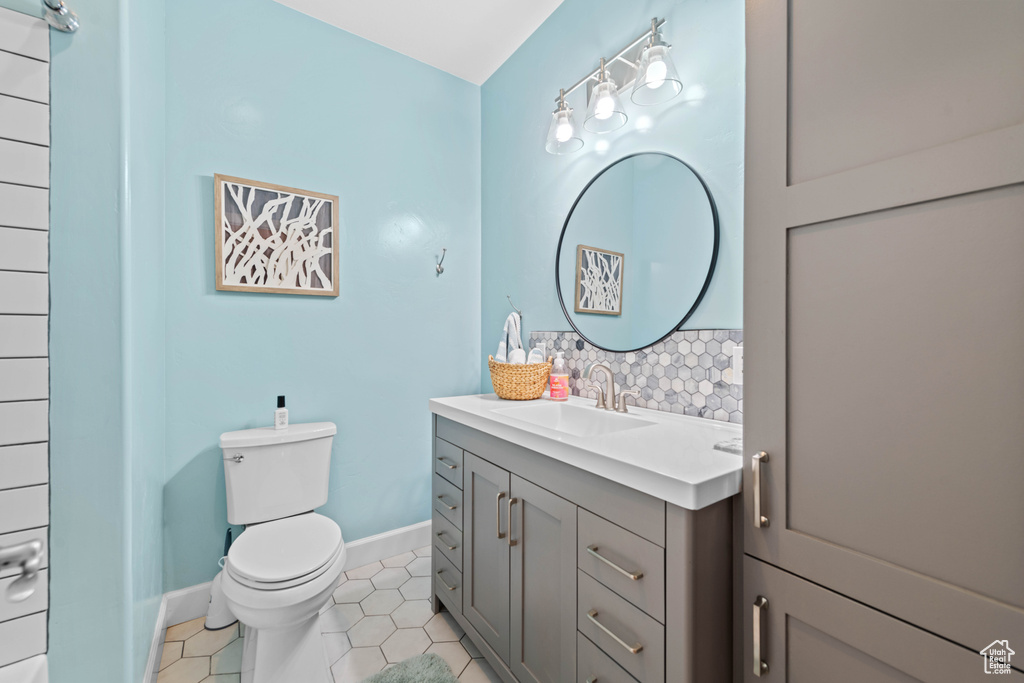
43,0,79,33
545,18,682,154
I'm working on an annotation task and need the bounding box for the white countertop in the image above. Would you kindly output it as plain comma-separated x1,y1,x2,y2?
429,394,743,510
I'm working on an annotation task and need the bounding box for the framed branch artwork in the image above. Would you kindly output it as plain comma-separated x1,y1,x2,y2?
214,173,340,296
574,244,624,316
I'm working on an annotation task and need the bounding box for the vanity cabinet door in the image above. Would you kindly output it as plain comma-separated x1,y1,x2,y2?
463,451,511,663
744,0,1024,656
509,474,577,683
742,556,1023,683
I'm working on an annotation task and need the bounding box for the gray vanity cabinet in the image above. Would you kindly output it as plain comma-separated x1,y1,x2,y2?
463,451,511,662
509,474,577,683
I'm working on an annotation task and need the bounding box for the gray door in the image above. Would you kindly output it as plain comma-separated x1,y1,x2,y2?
743,556,1024,683
744,0,1024,657
509,474,577,683
463,451,511,663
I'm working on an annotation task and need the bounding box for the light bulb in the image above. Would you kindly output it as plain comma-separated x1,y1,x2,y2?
646,59,667,89
555,118,573,142
595,94,614,120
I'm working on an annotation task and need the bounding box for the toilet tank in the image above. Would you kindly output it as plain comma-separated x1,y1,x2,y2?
220,422,336,525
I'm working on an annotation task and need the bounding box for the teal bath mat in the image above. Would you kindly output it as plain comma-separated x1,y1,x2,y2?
362,653,459,683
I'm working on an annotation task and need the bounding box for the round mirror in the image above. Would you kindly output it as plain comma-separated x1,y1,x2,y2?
556,153,719,352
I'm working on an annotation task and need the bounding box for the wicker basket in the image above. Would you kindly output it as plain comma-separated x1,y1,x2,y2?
488,355,553,401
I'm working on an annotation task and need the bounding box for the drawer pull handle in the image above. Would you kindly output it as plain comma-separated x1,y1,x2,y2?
507,497,519,547
753,595,769,676
435,531,457,551
436,494,457,511
586,545,643,581
436,570,457,592
437,456,458,470
496,491,507,539
586,609,643,655
753,452,770,528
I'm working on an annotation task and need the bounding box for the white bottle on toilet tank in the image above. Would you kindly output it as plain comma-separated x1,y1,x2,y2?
274,395,288,429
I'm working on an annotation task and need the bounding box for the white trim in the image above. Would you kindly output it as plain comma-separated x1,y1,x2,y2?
342,519,431,570
143,520,430,680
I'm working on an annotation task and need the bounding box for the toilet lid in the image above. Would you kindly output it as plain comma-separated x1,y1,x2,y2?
227,513,342,585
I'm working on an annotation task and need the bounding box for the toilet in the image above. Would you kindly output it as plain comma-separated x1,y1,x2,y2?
218,422,345,683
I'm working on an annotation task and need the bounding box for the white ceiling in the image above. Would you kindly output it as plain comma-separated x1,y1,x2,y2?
274,0,564,85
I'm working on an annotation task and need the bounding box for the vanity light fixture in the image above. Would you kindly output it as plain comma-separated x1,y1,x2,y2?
584,59,628,133
545,18,683,154
631,19,683,105
545,89,585,154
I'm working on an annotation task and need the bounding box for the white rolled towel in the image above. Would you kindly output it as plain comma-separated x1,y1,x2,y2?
495,312,523,363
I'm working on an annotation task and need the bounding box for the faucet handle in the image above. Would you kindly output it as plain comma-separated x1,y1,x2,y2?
615,389,642,413
584,381,608,410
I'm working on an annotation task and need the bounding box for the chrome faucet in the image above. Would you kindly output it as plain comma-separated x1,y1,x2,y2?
0,539,43,602
583,363,616,411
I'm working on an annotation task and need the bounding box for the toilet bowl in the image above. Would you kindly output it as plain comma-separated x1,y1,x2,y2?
218,422,342,683
221,513,346,683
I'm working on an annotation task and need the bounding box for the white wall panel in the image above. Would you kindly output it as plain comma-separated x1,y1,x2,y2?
0,359,47,401
0,612,46,666
0,316,47,357
0,527,47,580
0,401,47,446
0,138,48,187
0,227,47,272
0,94,47,145
0,7,48,61
0,272,47,313
0,443,47,490
0,183,47,230
0,50,48,103
0,484,47,534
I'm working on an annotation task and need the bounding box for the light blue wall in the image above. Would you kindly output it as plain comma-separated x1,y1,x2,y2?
162,0,481,590
481,0,744,384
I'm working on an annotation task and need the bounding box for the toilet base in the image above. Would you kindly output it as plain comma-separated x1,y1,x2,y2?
240,613,330,683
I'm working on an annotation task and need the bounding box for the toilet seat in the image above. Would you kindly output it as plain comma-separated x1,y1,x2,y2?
226,513,343,591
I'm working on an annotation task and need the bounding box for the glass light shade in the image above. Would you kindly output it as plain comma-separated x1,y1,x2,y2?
631,43,682,105
545,107,584,154
584,79,628,133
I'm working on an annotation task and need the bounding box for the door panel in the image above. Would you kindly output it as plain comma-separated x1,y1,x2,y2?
744,0,1024,656
742,556,1024,682
463,451,511,663
509,475,576,683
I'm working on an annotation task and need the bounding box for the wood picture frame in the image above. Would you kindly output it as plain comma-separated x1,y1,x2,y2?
214,173,340,297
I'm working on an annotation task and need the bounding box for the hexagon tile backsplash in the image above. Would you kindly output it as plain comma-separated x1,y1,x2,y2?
529,330,743,424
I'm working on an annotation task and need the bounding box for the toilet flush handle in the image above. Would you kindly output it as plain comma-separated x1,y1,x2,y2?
232,454,244,463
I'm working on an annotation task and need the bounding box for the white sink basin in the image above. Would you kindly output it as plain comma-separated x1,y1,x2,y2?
493,402,655,438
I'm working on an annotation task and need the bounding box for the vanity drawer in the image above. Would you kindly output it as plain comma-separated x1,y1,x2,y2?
433,544,462,613
578,571,664,683
578,509,665,623
578,631,640,683
434,438,463,488
432,473,462,530
431,509,462,570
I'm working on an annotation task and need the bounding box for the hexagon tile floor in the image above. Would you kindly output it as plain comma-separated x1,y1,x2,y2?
155,545,500,683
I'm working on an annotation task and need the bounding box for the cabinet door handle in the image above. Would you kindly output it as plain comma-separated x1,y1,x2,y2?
496,491,506,539
752,452,770,528
435,531,457,551
436,494,457,511
586,545,643,581
507,497,519,547
586,609,642,654
753,595,769,677
436,569,457,592
436,456,458,470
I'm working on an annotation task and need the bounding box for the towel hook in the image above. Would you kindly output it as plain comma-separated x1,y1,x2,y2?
507,295,523,319
436,248,447,275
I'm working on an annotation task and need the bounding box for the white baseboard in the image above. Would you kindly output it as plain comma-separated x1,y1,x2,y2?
144,519,430,681
341,520,431,571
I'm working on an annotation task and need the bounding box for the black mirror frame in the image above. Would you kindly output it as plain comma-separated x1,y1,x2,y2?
554,152,720,354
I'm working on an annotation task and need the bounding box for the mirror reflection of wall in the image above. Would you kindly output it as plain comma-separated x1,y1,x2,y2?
557,153,719,352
